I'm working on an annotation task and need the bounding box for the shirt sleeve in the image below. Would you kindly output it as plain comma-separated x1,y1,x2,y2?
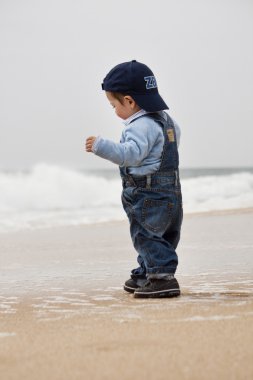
172,119,181,147
92,118,160,167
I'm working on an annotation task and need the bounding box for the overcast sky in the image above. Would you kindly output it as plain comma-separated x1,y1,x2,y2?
0,0,252,170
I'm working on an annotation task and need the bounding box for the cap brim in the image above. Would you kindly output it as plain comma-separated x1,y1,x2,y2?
131,92,169,112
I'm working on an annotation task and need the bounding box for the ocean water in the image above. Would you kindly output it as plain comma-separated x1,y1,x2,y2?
0,163,252,233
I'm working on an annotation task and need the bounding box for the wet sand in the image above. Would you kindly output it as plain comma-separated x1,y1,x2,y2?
0,209,253,379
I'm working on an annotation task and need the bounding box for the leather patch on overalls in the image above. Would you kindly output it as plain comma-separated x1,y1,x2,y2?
167,128,175,142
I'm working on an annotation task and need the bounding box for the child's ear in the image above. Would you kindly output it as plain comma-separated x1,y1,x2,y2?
124,95,136,109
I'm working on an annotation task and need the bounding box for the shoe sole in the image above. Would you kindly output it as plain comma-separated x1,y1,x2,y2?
123,285,138,293
134,288,180,298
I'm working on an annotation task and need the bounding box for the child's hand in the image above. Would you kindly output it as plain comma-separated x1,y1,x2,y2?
85,136,97,152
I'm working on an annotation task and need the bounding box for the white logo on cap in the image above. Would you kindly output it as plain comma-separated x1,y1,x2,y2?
144,76,157,89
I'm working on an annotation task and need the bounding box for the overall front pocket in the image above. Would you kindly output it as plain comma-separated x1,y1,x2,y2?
141,199,174,234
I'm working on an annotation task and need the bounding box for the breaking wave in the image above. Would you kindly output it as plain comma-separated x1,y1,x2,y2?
0,163,252,232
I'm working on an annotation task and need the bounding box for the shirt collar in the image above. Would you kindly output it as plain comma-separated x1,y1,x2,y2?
122,109,149,126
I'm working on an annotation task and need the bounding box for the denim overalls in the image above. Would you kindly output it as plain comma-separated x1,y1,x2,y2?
120,112,183,279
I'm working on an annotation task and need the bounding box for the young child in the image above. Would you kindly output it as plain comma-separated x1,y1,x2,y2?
85,60,183,298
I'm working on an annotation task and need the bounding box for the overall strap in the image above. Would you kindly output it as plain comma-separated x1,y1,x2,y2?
144,112,179,172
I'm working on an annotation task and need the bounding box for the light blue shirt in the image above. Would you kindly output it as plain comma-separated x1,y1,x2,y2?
92,110,181,176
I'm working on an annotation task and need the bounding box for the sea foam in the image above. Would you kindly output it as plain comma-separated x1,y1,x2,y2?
0,163,252,232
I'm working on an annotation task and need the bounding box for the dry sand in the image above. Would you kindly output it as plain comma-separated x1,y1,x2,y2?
0,209,253,380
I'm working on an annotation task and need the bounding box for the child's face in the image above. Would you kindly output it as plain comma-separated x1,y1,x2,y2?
106,92,140,120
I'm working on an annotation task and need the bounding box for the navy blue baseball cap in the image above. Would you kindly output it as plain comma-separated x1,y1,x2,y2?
101,60,169,112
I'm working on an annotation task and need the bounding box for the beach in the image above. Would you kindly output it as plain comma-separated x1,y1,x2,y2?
0,209,253,380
